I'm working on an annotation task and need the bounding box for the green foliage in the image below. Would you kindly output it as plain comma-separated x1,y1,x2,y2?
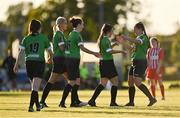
5,2,33,27
5,0,140,41
171,29,180,63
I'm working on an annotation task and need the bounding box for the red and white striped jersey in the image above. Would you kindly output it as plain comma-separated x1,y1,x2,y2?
147,48,164,69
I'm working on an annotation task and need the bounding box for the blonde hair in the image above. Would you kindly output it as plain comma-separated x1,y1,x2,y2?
53,16,67,32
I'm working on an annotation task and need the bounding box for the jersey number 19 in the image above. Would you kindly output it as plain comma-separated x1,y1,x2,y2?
30,43,39,53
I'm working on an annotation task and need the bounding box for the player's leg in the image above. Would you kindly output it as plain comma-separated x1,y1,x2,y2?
150,79,156,98
125,65,135,106
134,77,156,106
88,78,108,106
26,66,35,112
59,58,80,108
31,77,42,111
158,79,165,100
70,77,87,106
40,72,61,108
109,76,119,106
70,79,82,107
59,79,73,108
28,79,35,112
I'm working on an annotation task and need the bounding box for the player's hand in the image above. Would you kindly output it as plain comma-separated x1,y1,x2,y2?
13,65,18,73
156,67,160,74
121,35,129,40
94,52,102,58
116,35,124,43
121,50,128,55
47,58,53,64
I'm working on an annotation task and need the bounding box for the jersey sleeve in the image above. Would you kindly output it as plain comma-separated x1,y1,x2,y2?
105,39,112,53
159,48,164,60
19,38,26,50
136,35,144,44
77,34,84,46
58,33,65,46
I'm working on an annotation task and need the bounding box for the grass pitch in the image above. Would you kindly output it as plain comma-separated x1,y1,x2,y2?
0,82,180,118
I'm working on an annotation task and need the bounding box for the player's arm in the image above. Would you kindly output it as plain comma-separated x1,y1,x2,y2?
121,35,142,44
46,46,53,64
107,49,127,55
13,46,25,73
58,36,65,52
79,45,101,58
45,37,53,63
78,35,101,58
106,39,127,55
115,36,135,51
146,49,150,67
111,41,119,48
157,49,164,73
58,43,65,52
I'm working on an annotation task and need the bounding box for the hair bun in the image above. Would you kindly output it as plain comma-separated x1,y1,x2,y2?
69,17,75,23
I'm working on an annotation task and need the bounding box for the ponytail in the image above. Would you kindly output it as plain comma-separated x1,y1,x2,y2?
135,22,148,39
142,24,149,39
53,25,57,32
97,24,112,50
97,29,104,49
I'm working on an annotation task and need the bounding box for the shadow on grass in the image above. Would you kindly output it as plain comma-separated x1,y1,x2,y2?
41,108,180,117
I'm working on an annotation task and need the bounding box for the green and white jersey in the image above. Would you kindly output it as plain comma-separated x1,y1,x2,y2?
53,31,66,57
131,34,149,60
65,30,84,59
19,33,51,61
100,36,113,60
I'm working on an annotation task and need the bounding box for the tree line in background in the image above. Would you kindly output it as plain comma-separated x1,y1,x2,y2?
0,0,180,78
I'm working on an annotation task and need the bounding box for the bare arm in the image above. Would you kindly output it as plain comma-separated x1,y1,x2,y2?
59,45,65,52
13,49,24,73
121,35,142,44
46,48,53,63
79,45,101,57
108,50,127,55
111,41,119,48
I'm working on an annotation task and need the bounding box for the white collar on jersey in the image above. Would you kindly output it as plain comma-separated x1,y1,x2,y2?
103,35,109,38
73,28,79,32
57,30,64,34
137,33,144,37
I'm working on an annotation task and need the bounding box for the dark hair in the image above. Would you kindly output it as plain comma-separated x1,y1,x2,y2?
97,23,113,48
28,19,41,35
134,22,148,38
69,16,83,28
150,37,160,47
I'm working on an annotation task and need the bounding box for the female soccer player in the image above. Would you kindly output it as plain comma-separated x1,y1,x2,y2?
40,16,68,108
146,37,165,100
88,24,127,107
40,16,86,108
117,22,157,106
59,16,100,107
13,19,53,112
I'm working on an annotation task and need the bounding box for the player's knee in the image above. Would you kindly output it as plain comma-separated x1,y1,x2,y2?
69,80,76,86
128,80,134,86
75,78,80,85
